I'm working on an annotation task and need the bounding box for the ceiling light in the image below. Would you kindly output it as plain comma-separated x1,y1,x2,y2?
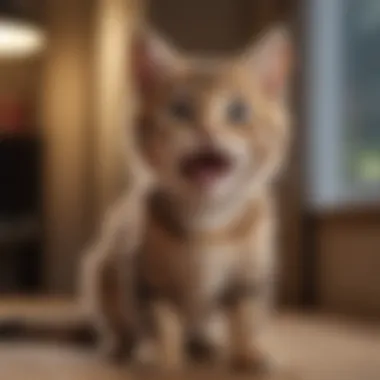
0,18,45,58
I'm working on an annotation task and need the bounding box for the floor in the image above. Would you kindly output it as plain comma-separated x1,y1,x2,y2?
0,300,379,380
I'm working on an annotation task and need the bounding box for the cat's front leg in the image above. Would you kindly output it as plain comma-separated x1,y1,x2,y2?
227,279,273,373
91,253,139,363
80,193,146,363
226,205,277,373
151,299,184,370
185,310,226,365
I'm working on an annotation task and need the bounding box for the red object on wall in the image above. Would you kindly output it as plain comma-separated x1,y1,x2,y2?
0,96,29,133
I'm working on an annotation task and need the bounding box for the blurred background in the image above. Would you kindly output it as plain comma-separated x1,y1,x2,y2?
0,0,379,379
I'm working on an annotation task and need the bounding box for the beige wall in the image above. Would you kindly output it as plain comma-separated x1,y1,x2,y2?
40,0,95,293
149,0,252,52
93,0,139,218
39,0,140,294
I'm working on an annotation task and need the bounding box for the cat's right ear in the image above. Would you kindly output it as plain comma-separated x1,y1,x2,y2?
132,27,181,95
240,26,293,101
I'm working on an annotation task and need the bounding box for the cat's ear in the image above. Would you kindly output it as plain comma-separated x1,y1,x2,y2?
242,26,293,100
132,27,181,95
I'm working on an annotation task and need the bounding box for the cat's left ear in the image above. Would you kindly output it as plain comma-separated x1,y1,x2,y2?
242,26,294,100
132,26,182,96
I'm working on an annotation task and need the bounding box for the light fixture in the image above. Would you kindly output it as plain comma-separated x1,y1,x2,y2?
0,1,46,58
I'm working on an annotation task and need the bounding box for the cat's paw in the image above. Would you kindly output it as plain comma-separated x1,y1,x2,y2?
186,335,219,364
98,331,136,364
230,349,275,374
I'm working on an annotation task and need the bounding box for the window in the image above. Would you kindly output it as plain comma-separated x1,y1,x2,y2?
345,0,380,185
307,0,380,209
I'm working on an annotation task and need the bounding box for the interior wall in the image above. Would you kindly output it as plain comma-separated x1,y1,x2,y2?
40,0,138,294
40,0,94,293
149,0,252,52
93,0,138,219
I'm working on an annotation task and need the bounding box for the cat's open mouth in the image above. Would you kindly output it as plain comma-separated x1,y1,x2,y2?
180,149,233,186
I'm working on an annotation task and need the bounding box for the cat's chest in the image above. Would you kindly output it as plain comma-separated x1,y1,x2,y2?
139,209,255,302
141,227,242,297
187,243,241,298
138,191,264,300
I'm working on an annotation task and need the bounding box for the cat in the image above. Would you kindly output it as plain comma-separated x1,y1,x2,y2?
0,25,293,373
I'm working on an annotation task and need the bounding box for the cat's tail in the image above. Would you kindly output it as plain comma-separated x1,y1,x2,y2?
0,311,98,347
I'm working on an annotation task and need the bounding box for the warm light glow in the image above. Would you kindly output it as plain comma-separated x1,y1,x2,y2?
0,18,46,58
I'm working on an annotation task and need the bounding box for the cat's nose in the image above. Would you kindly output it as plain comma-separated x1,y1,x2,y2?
197,125,216,144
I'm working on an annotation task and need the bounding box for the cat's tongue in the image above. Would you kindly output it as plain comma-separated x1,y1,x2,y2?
181,151,231,187
188,166,225,186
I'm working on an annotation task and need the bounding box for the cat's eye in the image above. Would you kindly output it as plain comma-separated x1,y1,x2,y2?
168,97,193,122
226,98,250,124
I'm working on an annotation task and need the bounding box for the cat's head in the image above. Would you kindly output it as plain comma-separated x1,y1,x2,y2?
133,26,293,204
